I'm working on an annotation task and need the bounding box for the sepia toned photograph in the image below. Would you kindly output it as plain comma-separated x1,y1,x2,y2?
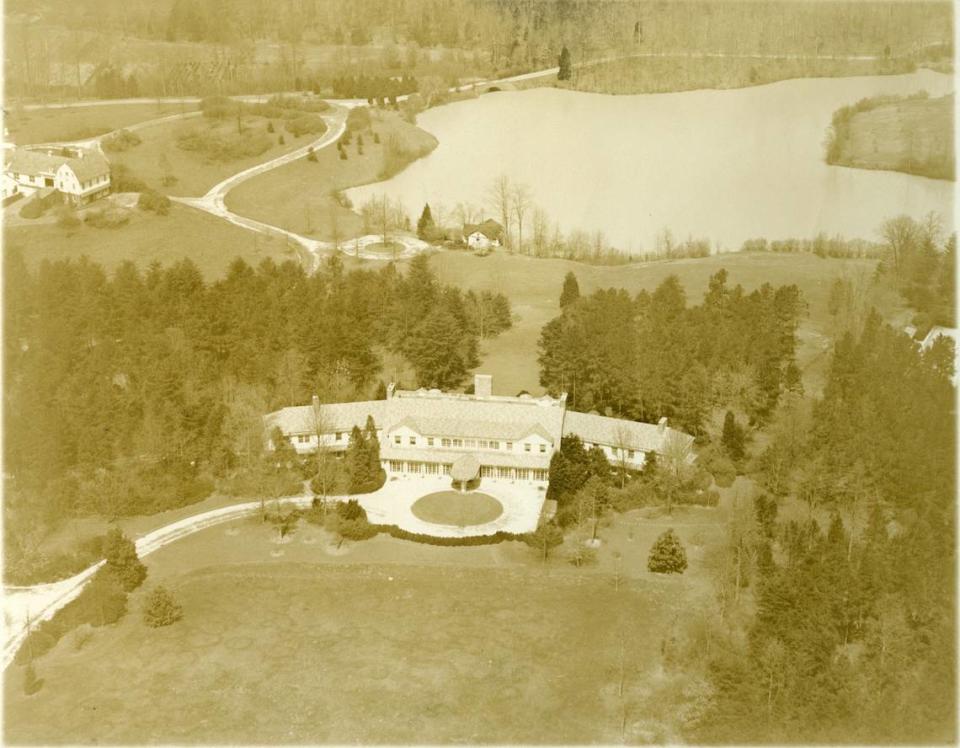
0,0,955,744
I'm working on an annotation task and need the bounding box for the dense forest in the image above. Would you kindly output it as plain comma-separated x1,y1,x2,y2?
538,270,804,436
2,251,510,578
5,0,951,98
678,313,956,743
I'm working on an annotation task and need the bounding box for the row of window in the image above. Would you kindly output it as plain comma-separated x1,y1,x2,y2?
584,441,638,459
392,434,547,453
388,460,547,481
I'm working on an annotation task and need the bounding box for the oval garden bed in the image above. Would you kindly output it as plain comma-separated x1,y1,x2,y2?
410,491,504,527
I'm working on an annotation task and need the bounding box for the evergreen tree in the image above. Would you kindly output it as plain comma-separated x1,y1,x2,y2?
523,522,564,561
102,527,147,592
346,426,372,493
558,46,572,81
416,203,435,239
559,271,580,308
142,585,183,627
648,528,688,573
721,410,745,461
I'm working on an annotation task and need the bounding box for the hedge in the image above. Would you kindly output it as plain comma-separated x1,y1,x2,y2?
370,524,525,547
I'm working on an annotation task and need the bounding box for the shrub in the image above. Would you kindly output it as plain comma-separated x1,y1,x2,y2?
339,149,347,160
337,517,378,541
267,121,275,133
285,114,327,138
23,663,43,696
176,128,271,162
84,571,129,626
648,529,688,574
110,163,149,192
101,129,142,152
306,146,317,162
278,135,285,145
142,586,183,628
700,447,736,488
56,207,81,229
337,499,366,521
346,106,371,133
200,95,240,120
137,189,171,215
84,207,131,229
373,131,381,144
19,198,45,219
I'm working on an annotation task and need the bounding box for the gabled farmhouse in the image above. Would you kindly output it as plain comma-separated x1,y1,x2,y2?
464,219,504,250
4,147,111,206
265,374,694,488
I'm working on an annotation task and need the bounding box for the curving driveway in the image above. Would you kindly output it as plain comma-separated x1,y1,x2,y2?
170,104,429,271
2,477,543,671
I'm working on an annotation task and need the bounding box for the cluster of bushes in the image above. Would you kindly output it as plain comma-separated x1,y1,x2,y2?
142,585,183,627
285,114,327,138
137,189,171,215
84,207,131,229
110,163,148,192
102,129,142,153
176,127,272,162
19,198,47,219
16,528,146,665
5,533,106,587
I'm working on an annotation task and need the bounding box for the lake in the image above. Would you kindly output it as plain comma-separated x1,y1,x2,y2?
347,70,955,253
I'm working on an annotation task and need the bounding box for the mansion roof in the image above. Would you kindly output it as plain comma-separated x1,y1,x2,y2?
5,147,110,181
265,375,694,459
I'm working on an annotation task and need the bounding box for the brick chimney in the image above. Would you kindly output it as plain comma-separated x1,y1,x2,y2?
474,374,492,397
657,416,668,434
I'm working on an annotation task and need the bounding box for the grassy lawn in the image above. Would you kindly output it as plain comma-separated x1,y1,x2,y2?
226,110,437,241
107,114,321,197
427,249,884,397
4,203,297,280
6,103,197,144
5,505,720,744
411,491,504,526
834,93,954,180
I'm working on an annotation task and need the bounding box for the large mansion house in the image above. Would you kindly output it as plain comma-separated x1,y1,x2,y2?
265,374,694,485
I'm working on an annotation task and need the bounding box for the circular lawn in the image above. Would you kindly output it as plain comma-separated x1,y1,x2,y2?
410,491,504,527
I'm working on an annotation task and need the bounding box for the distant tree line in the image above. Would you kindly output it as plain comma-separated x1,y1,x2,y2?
329,74,419,102
538,270,804,435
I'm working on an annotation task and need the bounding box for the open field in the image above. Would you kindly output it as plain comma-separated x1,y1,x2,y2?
411,491,504,526
5,503,721,744
108,113,324,197
226,110,437,241
5,103,197,144
428,249,889,397
4,203,296,279
829,93,954,180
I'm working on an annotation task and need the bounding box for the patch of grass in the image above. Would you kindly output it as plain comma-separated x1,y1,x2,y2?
410,491,504,526
826,93,954,180
226,110,436,241
6,103,196,144
108,115,318,197
4,203,296,280
3,557,701,744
